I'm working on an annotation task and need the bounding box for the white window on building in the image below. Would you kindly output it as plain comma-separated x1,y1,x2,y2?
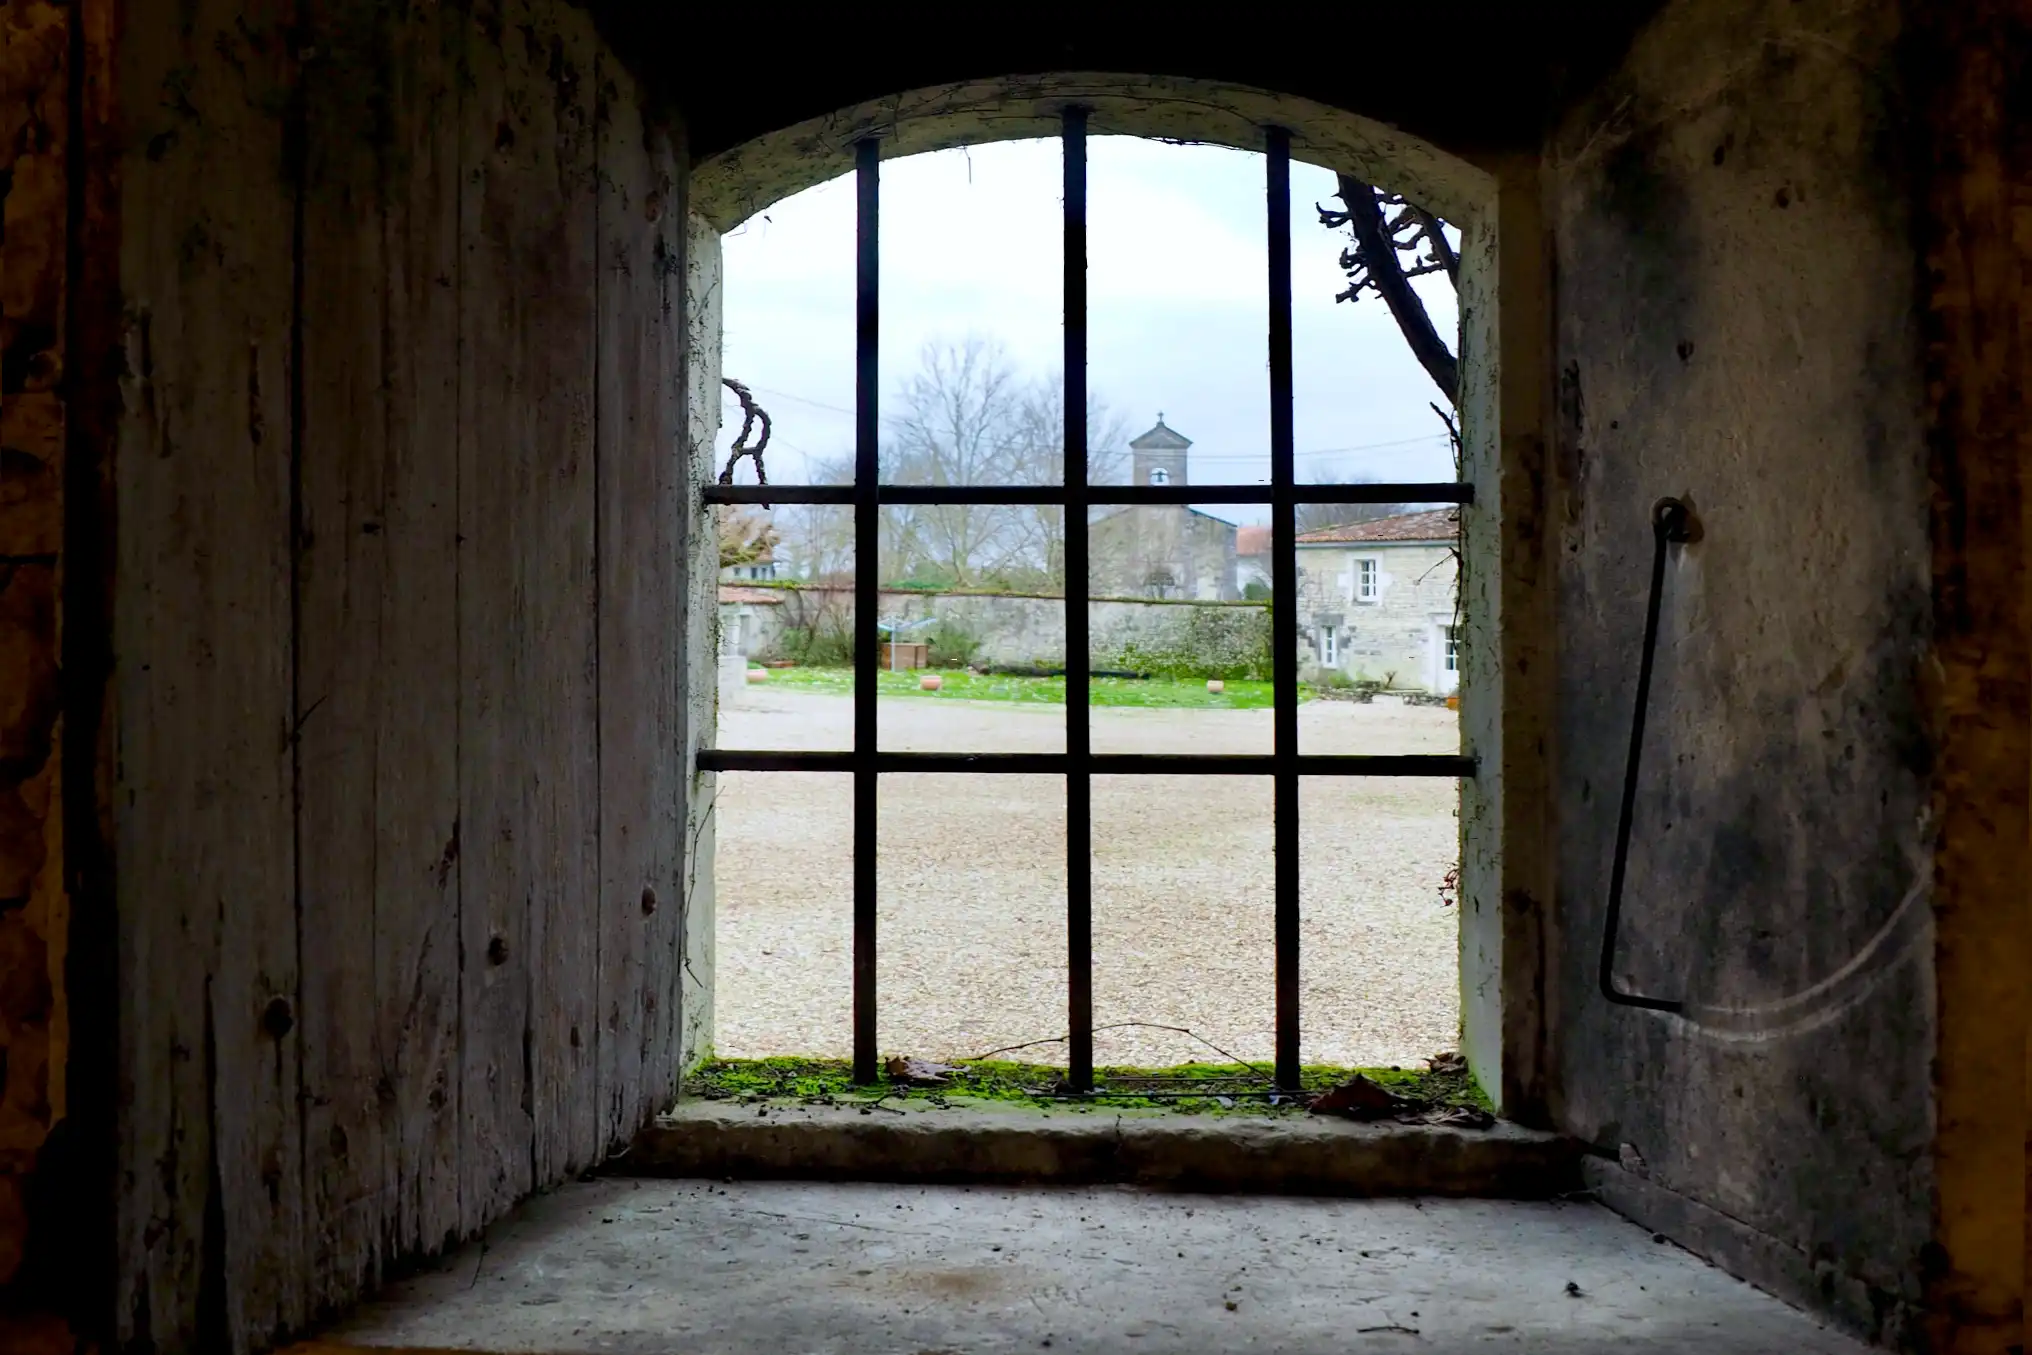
1356,557,1380,602
1444,625,1460,672
1149,466,1170,486
1320,624,1338,668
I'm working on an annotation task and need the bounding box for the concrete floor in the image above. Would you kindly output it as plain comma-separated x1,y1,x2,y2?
314,1179,1867,1355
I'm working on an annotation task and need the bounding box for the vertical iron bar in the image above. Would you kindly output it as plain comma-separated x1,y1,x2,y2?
1062,108,1093,1093
853,137,881,1083
1599,498,1692,1014
1266,127,1302,1092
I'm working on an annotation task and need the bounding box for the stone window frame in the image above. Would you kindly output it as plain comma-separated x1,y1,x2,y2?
684,73,1553,1117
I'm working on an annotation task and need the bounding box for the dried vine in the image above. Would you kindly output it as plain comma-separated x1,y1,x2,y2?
718,377,772,486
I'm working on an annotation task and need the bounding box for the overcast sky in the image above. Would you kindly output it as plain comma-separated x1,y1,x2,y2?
715,137,1458,522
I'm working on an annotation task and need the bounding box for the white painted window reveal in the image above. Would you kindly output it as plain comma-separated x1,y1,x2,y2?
1356,558,1380,602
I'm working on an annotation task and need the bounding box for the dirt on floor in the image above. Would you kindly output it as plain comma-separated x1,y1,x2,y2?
711,674,1461,1069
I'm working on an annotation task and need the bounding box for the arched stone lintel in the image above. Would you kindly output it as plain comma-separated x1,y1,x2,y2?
692,72,1496,231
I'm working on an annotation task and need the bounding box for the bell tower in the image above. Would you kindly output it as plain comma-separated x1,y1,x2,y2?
1128,414,1192,486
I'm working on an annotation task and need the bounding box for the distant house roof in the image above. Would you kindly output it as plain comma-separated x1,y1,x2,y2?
1128,415,1192,451
1295,508,1460,545
719,585,786,605
1235,524,1272,558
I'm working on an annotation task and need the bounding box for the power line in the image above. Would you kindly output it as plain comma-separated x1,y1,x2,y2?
741,385,857,418
721,389,1449,462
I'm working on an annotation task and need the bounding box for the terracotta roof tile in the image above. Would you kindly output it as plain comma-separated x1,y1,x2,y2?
1294,507,1460,545
1235,524,1272,557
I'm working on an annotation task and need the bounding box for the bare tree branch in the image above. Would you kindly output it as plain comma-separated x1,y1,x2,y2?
1322,176,1459,405
1320,184,1460,406
1408,204,1459,284
1430,401,1462,467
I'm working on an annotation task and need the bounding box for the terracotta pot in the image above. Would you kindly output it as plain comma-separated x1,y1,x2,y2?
920,674,944,691
745,668,769,684
1445,694,1459,710
1206,679,1225,694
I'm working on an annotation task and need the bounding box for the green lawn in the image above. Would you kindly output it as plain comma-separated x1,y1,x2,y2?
749,665,1311,709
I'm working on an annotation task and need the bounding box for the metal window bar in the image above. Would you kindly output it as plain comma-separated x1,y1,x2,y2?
853,136,880,1082
699,120,1478,1093
1266,126,1302,1089
1063,107,1094,1092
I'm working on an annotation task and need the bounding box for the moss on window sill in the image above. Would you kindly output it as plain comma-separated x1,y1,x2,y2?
680,1056,1490,1119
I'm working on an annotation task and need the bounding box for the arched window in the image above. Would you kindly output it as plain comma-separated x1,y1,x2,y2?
697,110,1481,1095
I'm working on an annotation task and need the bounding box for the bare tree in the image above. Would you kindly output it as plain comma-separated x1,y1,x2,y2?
881,337,1030,587
878,336,1129,590
774,452,856,585
1003,372,1129,586
765,338,1130,591
1318,179,1459,408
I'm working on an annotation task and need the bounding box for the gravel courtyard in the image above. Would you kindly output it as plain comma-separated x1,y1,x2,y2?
711,673,1462,1070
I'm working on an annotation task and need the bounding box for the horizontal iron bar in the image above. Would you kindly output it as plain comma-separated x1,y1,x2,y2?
702,482,1474,507
699,750,1477,776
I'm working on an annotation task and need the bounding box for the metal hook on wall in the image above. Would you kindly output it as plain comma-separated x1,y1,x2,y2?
1599,496,1697,1013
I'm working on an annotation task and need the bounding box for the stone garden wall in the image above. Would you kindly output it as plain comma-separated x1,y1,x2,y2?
736,587,1274,679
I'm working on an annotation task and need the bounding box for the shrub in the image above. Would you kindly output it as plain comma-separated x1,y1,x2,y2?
1095,605,1273,682
927,617,984,669
772,621,855,667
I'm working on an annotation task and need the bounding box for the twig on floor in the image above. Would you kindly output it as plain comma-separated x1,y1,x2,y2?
855,1089,908,1114
466,1234,490,1290
966,1022,1273,1078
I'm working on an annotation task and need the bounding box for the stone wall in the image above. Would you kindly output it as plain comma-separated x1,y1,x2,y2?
1546,0,1936,1343
737,587,1273,678
0,3,76,1347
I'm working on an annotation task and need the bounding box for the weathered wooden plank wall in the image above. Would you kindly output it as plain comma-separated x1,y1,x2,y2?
296,0,467,1317
92,0,700,1348
515,0,601,1193
367,0,467,1274
455,0,541,1233
114,1,304,1349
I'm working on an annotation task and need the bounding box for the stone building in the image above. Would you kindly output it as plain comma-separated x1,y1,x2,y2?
1088,417,1240,599
1296,508,1460,691
9,7,2032,1353
1235,524,1273,597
